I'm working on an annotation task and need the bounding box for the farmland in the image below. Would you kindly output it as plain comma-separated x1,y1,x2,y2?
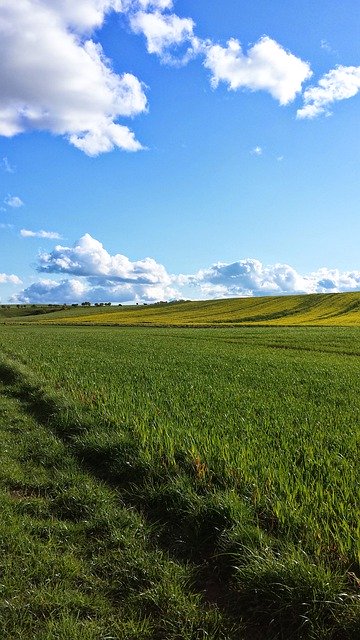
3,291,360,327
0,312,360,637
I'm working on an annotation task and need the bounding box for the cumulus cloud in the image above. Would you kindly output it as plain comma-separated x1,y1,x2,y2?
14,277,179,305
37,233,172,285
14,278,89,304
0,273,22,285
129,9,196,63
0,0,147,155
47,0,124,32
12,234,178,303
204,36,312,105
0,0,203,153
69,121,144,155
297,65,360,119
4,195,24,208
137,0,174,10
312,268,360,293
0,0,358,156
178,259,360,299
183,259,310,297
11,233,360,304
20,229,62,239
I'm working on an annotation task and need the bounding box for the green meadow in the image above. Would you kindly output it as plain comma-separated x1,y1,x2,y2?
1,296,360,638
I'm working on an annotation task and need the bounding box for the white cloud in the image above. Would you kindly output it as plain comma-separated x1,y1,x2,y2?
137,0,174,10
13,277,179,305
0,0,358,156
37,233,172,285
1,157,15,173
183,259,310,297
0,273,22,285
14,278,89,304
4,195,24,208
251,146,262,156
12,233,179,303
0,0,147,155
20,229,62,239
320,40,332,54
0,223,13,229
204,36,312,105
47,0,124,32
297,65,360,119
11,238,360,303
179,259,360,298
129,10,196,62
312,268,360,293
69,120,143,155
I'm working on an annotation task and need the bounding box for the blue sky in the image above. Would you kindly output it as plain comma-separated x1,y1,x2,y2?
1,0,360,303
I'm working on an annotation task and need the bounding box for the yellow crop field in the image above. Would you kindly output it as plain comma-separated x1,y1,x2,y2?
26,291,360,327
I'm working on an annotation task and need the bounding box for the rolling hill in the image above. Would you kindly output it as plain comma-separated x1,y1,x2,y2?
3,291,360,326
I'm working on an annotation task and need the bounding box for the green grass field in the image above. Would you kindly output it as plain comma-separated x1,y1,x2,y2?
0,318,360,640
3,291,360,327
0,320,360,639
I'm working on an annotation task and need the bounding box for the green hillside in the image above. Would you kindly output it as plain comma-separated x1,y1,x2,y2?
4,292,360,326
0,305,65,319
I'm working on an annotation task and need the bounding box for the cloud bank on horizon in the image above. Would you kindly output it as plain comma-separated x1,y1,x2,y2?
8,234,360,304
0,0,359,155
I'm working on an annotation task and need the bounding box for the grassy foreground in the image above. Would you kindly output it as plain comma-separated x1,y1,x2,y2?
0,383,228,639
0,324,360,638
3,291,360,326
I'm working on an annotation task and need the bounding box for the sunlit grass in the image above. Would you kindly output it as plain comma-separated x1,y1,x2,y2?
1,324,360,638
